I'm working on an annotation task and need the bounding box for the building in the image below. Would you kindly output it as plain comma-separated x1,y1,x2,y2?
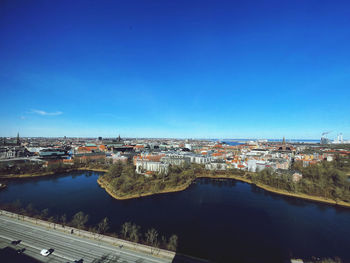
0,146,28,159
135,159,169,174
39,148,67,158
292,172,303,182
205,162,227,170
73,152,106,163
189,154,212,164
161,154,191,166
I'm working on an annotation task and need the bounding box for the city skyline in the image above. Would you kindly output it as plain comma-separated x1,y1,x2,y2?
1,0,350,139
0,132,347,142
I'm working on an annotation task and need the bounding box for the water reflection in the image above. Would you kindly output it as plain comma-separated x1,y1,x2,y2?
0,172,349,263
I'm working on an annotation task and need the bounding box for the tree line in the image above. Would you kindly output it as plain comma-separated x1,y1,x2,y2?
101,160,251,198
245,156,350,203
0,201,178,251
0,158,114,176
101,161,202,198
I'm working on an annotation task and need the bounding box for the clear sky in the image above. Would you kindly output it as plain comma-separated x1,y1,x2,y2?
1,0,349,139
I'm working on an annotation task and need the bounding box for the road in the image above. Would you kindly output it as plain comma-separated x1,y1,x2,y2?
0,157,44,162
0,215,173,263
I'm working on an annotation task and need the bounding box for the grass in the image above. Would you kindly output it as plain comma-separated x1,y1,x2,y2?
97,176,193,200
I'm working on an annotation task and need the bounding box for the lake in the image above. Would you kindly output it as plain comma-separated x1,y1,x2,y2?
0,171,349,263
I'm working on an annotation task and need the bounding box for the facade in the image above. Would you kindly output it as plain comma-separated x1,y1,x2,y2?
0,146,27,159
39,149,67,158
189,155,212,164
205,162,227,170
292,172,303,182
73,152,106,163
161,154,191,166
135,159,169,174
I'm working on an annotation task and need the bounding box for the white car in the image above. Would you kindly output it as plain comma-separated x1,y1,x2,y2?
40,248,54,256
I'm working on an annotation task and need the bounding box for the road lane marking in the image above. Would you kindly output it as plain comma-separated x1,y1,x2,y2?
0,216,170,263
0,234,75,262
0,216,170,262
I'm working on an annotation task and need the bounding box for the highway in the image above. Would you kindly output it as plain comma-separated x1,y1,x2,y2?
0,215,174,263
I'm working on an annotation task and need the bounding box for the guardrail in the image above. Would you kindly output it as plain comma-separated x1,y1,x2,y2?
0,209,175,260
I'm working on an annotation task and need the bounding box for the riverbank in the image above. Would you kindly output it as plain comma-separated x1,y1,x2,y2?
77,167,108,173
99,173,350,208
0,167,108,179
198,174,350,208
0,171,55,179
254,182,350,208
3,168,350,208
97,176,193,200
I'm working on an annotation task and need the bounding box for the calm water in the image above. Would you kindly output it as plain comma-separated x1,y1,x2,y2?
1,172,350,263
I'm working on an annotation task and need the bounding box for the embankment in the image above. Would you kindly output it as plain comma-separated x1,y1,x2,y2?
99,173,350,208
97,176,193,200
0,167,107,179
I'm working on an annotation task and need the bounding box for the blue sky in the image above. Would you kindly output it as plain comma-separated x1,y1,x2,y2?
1,0,350,139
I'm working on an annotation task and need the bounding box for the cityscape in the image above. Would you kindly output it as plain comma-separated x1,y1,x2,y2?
1,133,350,262
1,0,350,263
1,133,350,177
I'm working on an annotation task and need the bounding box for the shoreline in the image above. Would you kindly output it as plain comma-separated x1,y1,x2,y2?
99,173,350,208
2,168,350,208
0,167,108,179
97,176,193,200
197,174,350,208
0,171,56,179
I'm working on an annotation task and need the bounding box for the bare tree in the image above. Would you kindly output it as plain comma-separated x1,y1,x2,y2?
61,214,67,227
40,208,49,219
145,228,159,247
129,223,140,243
97,217,110,234
71,211,89,229
121,222,132,240
167,234,178,251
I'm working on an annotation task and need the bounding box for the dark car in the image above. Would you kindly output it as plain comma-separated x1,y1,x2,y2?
17,248,26,254
11,240,22,245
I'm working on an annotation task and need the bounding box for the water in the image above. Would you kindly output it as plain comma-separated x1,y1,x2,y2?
1,172,350,263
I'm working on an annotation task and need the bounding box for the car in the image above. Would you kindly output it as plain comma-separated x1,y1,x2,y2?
11,240,22,245
40,248,54,256
66,260,83,263
17,248,26,254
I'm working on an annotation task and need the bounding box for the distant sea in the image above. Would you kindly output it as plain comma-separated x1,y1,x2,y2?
212,139,320,144
222,141,241,146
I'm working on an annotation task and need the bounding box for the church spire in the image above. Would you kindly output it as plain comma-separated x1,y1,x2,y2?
16,132,20,146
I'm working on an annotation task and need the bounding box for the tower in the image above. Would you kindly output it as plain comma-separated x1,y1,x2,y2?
281,136,286,151
16,132,20,146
